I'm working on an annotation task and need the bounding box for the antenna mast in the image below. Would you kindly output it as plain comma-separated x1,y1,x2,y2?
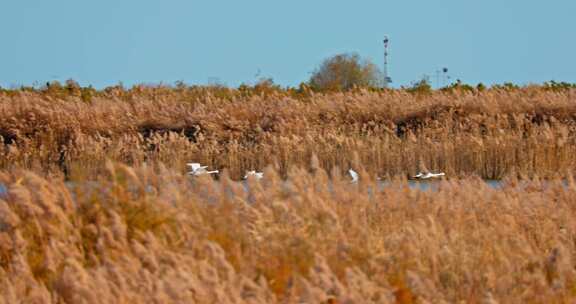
383,36,392,89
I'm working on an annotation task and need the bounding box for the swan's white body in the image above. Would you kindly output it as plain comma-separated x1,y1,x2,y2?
349,169,359,183
187,163,219,176
244,170,264,179
413,172,445,179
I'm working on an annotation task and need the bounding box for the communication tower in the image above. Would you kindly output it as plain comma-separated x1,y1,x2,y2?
383,36,392,88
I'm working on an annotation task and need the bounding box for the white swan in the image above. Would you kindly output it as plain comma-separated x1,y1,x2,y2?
413,171,445,179
187,163,219,176
349,169,359,183
244,170,264,179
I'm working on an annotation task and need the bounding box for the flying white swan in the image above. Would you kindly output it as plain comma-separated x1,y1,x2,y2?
349,169,359,183
244,170,264,179
413,159,445,179
187,163,219,176
413,171,445,179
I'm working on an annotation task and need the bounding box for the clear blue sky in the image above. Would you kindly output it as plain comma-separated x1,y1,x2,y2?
1,0,575,88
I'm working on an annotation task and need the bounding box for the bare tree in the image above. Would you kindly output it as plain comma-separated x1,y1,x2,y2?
309,53,381,91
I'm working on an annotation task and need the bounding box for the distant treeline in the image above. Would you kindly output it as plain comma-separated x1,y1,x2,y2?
2,78,576,100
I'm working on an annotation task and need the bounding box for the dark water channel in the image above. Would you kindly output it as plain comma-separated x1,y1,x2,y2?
0,179,537,201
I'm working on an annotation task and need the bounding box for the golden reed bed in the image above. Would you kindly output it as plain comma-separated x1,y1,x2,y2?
0,85,575,179
1,84,576,302
1,163,576,303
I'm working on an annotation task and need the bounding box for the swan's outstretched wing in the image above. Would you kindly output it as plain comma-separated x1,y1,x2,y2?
349,169,359,183
413,172,424,179
186,163,208,172
420,172,445,179
187,163,202,171
244,170,263,179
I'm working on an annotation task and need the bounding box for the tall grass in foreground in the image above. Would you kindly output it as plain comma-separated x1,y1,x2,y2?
1,86,576,179
1,163,576,303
